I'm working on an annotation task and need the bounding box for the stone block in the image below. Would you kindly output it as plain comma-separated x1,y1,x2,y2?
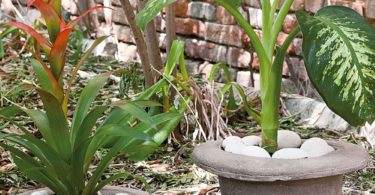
216,6,236,25
227,47,252,68
248,7,263,29
188,1,216,21
283,14,298,34
367,0,375,18
185,39,227,62
113,24,134,43
117,42,138,62
242,0,261,8
205,23,244,47
305,0,324,13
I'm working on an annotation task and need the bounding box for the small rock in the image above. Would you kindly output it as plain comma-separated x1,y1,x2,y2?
225,142,246,154
222,136,242,148
272,148,308,159
301,137,335,157
239,146,271,158
278,130,302,149
115,193,130,195
242,135,261,146
31,190,53,195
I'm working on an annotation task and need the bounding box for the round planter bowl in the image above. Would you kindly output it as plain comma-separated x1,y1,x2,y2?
18,186,148,195
192,140,370,195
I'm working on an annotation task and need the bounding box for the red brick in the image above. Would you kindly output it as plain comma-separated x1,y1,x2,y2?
205,23,244,47
175,18,205,37
283,14,298,34
216,6,236,25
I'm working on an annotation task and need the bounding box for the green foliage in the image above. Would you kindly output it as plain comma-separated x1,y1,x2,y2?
296,6,375,126
216,0,374,151
136,0,177,31
0,73,182,195
1,1,185,194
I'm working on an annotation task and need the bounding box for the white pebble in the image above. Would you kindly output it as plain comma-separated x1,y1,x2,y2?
301,137,335,157
242,136,261,146
272,148,308,159
239,146,271,158
278,130,302,149
31,190,53,195
222,136,242,148
225,142,246,154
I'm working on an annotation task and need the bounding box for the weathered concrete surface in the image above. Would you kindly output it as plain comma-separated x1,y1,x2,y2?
192,141,370,182
18,186,149,195
219,175,343,195
284,94,352,131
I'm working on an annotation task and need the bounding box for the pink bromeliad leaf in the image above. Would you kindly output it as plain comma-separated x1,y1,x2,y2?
48,28,73,80
27,0,61,43
66,6,108,28
7,22,51,53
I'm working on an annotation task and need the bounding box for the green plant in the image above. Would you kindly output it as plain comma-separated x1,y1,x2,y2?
137,0,375,153
0,0,184,194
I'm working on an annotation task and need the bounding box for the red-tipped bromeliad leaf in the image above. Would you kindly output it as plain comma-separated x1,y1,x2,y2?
7,22,51,53
48,28,73,81
27,0,61,43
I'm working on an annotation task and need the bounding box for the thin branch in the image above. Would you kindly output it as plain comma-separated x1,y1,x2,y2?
118,0,154,88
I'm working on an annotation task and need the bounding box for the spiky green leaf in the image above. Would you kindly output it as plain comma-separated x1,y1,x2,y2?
136,0,177,31
296,6,375,126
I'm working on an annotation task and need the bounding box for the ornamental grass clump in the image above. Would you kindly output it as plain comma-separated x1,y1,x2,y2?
0,0,183,194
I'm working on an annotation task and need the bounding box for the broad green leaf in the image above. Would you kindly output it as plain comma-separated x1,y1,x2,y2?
296,6,375,126
94,173,129,193
73,106,107,150
136,0,177,31
164,40,185,76
23,109,55,149
215,0,240,9
0,41,4,59
71,73,110,144
35,88,72,161
30,58,54,94
0,106,22,117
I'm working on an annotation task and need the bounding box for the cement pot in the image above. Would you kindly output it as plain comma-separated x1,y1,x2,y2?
192,140,370,195
18,186,149,195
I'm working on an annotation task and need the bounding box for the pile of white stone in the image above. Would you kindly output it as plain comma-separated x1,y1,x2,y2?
222,130,335,159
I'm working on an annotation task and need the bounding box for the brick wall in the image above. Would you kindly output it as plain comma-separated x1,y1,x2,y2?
6,0,375,92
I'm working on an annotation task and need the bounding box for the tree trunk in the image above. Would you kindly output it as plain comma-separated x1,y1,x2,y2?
119,0,154,88
76,0,100,36
137,0,163,78
165,3,177,54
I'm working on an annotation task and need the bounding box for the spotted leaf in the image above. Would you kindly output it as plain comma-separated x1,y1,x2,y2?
296,6,375,126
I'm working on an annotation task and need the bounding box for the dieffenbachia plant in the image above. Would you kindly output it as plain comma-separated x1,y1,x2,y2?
212,0,375,152
138,0,375,153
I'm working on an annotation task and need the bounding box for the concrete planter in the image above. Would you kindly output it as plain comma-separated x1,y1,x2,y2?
193,140,370,195
18,186,149,195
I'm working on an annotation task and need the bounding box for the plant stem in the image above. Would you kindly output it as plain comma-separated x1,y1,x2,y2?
137,0,164,78
214,0,271,99
261,27,300,152
119,0,154,88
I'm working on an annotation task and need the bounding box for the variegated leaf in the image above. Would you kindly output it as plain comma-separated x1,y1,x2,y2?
296,6,375,126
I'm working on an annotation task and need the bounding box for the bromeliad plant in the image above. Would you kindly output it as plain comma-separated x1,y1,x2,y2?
0,0,183,194
139,0,375,153
6,0,106,114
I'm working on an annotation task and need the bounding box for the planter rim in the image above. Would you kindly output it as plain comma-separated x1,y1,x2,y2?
192,140,370,182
